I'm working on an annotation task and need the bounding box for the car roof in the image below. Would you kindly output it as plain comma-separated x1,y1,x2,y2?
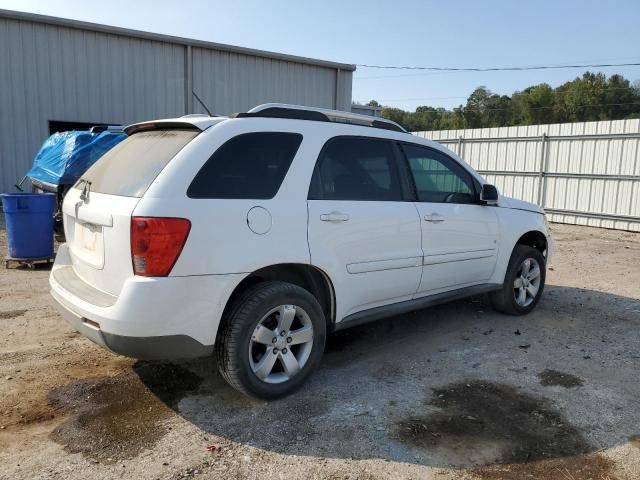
125,108,486,185
125,103,406,136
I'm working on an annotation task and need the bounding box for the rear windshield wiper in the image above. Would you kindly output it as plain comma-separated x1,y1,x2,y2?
78,178,92,201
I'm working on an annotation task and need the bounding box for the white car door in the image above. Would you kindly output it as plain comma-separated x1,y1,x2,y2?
400,144,499,295
307,136,423,322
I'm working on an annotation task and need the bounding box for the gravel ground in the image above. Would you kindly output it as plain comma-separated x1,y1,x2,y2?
0,216,639,480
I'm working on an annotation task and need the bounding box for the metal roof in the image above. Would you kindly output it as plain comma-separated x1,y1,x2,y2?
0,8,356,72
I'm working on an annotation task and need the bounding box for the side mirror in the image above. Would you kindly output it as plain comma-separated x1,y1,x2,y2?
480,184,498,205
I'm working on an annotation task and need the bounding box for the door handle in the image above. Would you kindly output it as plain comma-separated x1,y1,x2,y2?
320,211,350,222
424,213,445,223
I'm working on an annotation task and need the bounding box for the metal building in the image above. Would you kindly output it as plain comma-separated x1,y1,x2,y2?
351,104,382,117
0,9,355,193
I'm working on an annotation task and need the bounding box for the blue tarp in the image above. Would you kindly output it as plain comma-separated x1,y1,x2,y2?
26,130,126,186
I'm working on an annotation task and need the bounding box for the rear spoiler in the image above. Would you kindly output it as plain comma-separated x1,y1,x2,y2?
124,121,202,136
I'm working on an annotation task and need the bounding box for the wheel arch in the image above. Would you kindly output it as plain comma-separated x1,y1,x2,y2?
515,229,548,258
220,263,336,330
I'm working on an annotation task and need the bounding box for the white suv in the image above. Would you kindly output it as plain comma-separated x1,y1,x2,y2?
50,104,552,399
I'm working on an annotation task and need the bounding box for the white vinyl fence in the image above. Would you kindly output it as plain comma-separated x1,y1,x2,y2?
414,119,640,232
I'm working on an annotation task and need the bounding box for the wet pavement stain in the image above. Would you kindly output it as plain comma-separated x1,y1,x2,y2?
48,362,201,462
394,381,592,466
18,409,56,425
471,453,618,480
0,309,27,319
538,369,584,388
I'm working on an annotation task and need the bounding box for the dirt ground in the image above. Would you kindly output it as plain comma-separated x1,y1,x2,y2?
1,217,639,480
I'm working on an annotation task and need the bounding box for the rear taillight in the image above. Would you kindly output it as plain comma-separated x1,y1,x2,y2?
131,217,191,277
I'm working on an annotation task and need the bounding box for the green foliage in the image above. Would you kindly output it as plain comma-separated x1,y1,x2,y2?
512,83,555,125
373,72,640,131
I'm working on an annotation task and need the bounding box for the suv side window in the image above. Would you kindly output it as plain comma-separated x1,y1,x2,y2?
187,132,302,199
309,137,402,201
402,144,477,204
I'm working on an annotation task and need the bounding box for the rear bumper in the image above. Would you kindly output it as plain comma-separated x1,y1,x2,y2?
49,243,246,360
50,293,214,359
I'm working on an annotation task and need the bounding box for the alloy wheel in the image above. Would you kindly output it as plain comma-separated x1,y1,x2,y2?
248,304,314,384
513,258,542,307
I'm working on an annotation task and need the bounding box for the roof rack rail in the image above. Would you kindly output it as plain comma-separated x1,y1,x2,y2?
234,103,407,133
181,113,214,118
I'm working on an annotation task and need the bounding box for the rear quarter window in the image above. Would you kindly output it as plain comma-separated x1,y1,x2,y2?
78,129,199,197
187,132,303,199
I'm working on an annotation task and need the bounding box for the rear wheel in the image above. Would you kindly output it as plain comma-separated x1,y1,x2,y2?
490,245,546,315
216,281,326,400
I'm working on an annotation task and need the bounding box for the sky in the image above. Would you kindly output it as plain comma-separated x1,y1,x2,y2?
1,0,639,111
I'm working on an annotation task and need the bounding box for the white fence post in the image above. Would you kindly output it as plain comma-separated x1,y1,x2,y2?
537,133,548,207
457,135,464,158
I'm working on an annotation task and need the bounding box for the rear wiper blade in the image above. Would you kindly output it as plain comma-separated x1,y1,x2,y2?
78,178,92,201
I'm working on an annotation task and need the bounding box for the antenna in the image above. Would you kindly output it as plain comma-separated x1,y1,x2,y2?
192,91,213,116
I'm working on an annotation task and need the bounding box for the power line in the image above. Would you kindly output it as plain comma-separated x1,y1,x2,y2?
477,101,640,112
358,58,640,79
497,101,640,111
376,85,640,103
358,70,640,80
357,62,640,72
373,102,640,116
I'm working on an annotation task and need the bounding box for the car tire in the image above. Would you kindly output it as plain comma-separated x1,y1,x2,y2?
216,281,326,400
490,245,546,315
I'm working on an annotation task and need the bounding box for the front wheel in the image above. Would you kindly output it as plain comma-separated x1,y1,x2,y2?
216,281,326,400
490,245,546,315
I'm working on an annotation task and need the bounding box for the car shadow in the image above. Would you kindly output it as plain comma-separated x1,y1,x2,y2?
5,260,53,271
134,285,640,469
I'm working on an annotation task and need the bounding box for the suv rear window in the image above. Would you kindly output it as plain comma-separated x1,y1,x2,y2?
187,132,303,199
77,129,199,197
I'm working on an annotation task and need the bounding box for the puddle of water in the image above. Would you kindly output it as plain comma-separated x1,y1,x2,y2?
48,362,201,462
538,369,584,388
394,381,592,467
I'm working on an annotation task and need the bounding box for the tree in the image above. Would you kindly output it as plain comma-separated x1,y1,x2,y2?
602,74,638,119
561,72,607,121
512,84,555,125
366,100,381,107
374,72,640,131
463,86,492,128
440,107,465,130
484,94,516,127
379,107,407,126
413,106,443,131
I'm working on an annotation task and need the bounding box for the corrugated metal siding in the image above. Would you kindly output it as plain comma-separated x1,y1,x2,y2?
191,48,351,115
351,104,382,117
415,119,640,232
0,17,186,193
340,72,353,111
0,13,353,193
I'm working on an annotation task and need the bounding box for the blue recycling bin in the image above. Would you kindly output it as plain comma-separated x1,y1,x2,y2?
1,193,55,259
